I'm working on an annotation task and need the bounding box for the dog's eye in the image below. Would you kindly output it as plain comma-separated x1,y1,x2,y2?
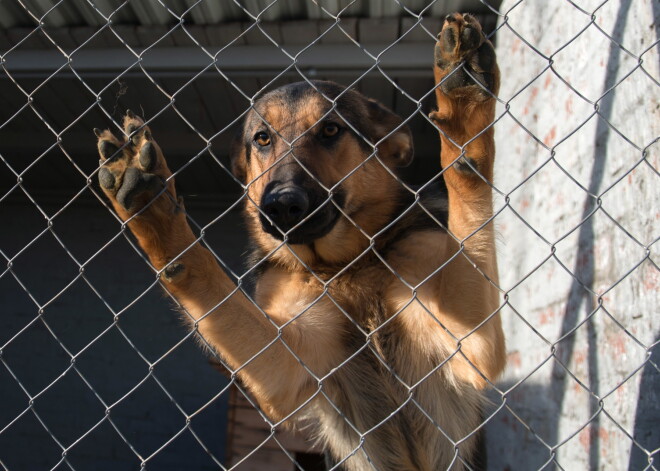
321,123,340,138
254,131,271,147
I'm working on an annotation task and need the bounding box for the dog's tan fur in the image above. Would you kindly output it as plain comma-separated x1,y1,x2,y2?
95,13,505,470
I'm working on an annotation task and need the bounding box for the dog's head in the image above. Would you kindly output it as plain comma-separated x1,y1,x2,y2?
230,81,413,267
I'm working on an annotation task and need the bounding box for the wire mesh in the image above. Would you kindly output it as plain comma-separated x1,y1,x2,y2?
0,0,658,470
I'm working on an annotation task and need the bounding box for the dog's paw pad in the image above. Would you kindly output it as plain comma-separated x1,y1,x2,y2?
139,141,157,172
98,167,116,190
95,112,173,214
435,13,497,96
436,13,483,65
114,166,164,211
98,139,123,162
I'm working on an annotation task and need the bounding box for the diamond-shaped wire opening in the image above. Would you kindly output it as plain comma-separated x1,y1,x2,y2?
0,408,66,470
1,0,658,469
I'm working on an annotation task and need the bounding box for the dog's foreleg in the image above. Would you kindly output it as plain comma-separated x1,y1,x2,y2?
95,113,336,420
430,13,506,387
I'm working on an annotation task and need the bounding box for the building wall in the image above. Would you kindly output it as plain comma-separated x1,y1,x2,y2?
487,1,659,469
0,199,246,470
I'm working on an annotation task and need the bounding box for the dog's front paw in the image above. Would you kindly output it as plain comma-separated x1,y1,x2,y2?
95,112,177,218
434,13,498,97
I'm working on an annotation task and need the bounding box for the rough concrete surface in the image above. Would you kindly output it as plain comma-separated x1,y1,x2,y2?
487,1,659,469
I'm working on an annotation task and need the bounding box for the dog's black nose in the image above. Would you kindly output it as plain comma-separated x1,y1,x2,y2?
262,187,310,232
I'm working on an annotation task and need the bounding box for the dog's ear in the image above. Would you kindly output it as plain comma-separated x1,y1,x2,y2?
229,128,247,183
365,99,414,167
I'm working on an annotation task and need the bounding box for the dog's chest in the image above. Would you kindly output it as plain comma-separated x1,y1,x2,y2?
255,261,387,316
254,264,440,376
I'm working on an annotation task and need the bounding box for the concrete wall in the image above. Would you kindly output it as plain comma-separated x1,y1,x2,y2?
487,1,659,469
0,198,247,470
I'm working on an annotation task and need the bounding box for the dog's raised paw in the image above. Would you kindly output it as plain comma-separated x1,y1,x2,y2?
95,112,174,215
434,13,497,96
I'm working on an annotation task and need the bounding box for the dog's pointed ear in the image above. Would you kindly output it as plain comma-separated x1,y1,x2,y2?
366,99,414,168
229,129,247,183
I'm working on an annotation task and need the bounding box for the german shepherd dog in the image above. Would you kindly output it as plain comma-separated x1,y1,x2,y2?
94,13,505,471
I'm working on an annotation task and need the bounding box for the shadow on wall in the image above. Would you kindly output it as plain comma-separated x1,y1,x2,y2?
632,4,660,465
547,1,631,470
628,336,660,469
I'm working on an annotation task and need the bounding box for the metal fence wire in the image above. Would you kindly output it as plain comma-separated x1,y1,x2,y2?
0,0,658,470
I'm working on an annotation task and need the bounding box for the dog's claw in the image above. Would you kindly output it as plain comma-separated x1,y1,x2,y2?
94,128,102,137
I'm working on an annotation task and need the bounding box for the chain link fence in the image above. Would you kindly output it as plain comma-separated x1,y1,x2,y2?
0,0,658,470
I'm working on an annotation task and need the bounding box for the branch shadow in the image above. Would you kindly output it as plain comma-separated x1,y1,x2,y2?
546,2,632,469
485,1,660,469
628,335,660,470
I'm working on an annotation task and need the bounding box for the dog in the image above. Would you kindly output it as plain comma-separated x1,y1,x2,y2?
94,13,505,471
